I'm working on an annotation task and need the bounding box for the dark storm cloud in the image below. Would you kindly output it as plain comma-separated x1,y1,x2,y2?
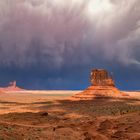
0,0,140,67
0,0,90,69
0,0,140,89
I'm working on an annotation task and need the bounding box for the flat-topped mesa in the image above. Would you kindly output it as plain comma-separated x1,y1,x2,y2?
90,69,115,87
73,69,128,100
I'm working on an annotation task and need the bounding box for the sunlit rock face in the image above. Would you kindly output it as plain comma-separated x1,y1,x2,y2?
90,69,115,87
73,69,128,100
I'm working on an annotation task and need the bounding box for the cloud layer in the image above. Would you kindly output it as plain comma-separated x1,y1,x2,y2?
0,0,140,68
0,0,140,89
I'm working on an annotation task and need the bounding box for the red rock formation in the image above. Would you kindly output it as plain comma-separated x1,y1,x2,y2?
90,69,115,86
74,69,128,99
0,81,25,92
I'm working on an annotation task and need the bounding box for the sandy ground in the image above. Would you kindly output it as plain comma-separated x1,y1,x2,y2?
0,90,140,140
0,91,79,114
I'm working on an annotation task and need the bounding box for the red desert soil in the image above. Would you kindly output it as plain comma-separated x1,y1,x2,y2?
0,91,140,140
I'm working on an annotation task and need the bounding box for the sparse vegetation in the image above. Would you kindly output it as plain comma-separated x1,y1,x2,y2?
0,91,140,139
89,104,140,116
0,137,4,140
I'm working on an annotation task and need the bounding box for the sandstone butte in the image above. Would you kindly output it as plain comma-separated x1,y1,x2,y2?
0,81,25,92
73,69,128,99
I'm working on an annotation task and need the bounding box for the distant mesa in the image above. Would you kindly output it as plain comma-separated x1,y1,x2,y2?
74,69,128,99
0,81,25,92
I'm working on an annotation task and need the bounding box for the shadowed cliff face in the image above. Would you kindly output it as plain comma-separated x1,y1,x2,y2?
0,0,140,89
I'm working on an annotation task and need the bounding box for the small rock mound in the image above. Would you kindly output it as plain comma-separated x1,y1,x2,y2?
98,119,114,130
39,112,49,116
112,131,126,139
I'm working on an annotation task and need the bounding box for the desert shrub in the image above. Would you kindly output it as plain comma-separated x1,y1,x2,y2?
90,103,140,116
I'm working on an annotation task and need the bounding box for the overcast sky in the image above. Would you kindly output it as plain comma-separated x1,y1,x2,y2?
0,0,140,90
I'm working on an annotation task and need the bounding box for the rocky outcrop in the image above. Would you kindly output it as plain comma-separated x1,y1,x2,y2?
73,69,128,99
0,81,25,92
90,69,115,86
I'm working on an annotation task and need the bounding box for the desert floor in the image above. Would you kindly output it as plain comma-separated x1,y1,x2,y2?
0,90,140,140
